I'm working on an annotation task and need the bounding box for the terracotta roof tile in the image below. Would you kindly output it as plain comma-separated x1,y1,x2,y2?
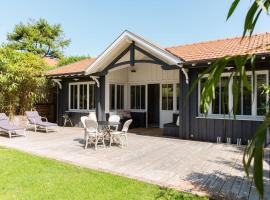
165,32,270,63
47,58,96,76
47,33,270,76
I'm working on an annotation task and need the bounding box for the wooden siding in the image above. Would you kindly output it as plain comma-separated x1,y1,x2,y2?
179,64,269,144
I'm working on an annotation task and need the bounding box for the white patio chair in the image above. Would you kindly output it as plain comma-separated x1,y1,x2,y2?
88,112,97,122
108,114,120,131
80,116,89,140
110,119,132,148
84,119,105,150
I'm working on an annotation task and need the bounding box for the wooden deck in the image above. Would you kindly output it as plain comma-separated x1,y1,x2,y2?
0,127,269,200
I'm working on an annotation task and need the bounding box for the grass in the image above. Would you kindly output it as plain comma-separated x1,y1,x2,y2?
0,146,208,200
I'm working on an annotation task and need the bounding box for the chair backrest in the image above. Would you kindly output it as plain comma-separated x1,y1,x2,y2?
0,113,9,125
122,119,132,133
84,119,98,133
25,111,42,124
0,113,8,121
88,112,97,122
108,115,120,123
80,116,89,128
176,116,179,126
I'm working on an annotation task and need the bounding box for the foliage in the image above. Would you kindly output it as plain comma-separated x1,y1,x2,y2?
194,0,270,197
58,55,89,66
0,47,49,116
227,0,270,36
0,147,206,200
6,18,71,59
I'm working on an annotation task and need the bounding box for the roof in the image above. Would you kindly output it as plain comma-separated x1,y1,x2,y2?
47,32,270,76
47,58,96,76
166,32,270,63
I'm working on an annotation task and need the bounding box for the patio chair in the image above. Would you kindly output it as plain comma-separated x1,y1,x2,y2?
110,119,132,148
108,114,120,131
84,119,105,150
0,113,25,138
62,114,73,127
25,111,58,133
88,112,97,122
81,116,89,140
176,116,179,126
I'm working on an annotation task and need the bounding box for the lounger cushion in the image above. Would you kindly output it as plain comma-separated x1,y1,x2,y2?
26,111,43,124
0,124,24,131
0,113,8,121
35,121,57,127
0,120,24,131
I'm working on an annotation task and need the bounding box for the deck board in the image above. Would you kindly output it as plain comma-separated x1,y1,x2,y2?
0,127,269,200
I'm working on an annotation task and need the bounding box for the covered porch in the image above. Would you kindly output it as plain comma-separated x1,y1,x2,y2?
49,31,186,133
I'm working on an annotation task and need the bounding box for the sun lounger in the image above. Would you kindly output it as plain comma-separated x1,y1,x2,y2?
0,113,26,138
26,111,58,133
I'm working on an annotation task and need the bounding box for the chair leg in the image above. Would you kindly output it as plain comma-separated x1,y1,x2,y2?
34,125,37,133
8,131,11,139
109,135,113,147
84,136,89,149
45,127,48,133
120,136,123,148
94,138,98,150
125,135,128,146
102,136,105,148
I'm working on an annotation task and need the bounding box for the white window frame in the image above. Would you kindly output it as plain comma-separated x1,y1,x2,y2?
161,83,174,111
197,70,269,120
109,84,125,111
69,81,95,112
130,84,146,111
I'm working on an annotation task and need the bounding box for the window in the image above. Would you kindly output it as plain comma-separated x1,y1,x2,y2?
69,82,95,110
162,84,173,110
89,84,95,110
198,71,268,117
257,74,267,116
79,84,88,110
130,85,145,110
70,85,78,109
212,76,229,114
233,75,252,115
110,84,124,110
176,83,180,110
109,84,115,110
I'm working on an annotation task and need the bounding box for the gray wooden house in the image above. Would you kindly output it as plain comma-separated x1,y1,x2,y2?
47,31,270,144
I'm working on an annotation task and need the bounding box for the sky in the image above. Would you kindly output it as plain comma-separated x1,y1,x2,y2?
0,0,270,57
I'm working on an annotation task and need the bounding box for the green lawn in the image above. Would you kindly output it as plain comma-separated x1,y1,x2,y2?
0,147,207,200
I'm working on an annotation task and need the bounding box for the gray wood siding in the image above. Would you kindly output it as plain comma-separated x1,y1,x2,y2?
179,66,269,145
55,76,104,126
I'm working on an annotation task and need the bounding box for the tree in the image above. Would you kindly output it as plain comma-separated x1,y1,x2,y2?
0,47,49,115
195,0,270,197
6,18,71,59
58,55,89,67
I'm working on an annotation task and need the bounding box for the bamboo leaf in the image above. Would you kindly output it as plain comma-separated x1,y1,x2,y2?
243,2,259,36
227,0,241,20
